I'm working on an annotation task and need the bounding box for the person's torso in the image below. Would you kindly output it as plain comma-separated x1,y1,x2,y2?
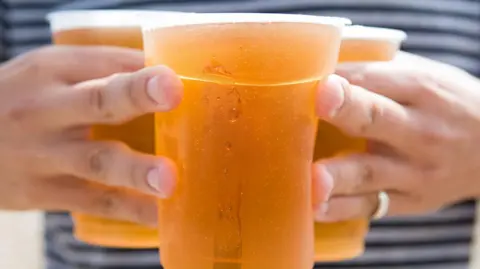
2,0,480,269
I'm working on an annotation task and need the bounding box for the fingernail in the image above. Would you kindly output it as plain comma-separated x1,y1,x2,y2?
315,203,330,221
316,75,347,118
147,75,170,109
313,164,334,203
328,76,348,117
146,165,175,198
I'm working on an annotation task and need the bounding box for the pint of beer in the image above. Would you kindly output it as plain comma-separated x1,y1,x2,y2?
143,13,350,269
47,10,181,248
313,25,407,262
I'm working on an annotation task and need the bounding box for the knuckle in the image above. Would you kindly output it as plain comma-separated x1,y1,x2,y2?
7,101,35,125
8,46,60,82
22,47,56,74
93,189,124,217
332,80,354,121
20,53,43,78
346,65,369,86
420,164,442,182
418,121,453,147
357,102,383,135
127,159,149,191
93,72,146,123
130,203,147,223
131,196,157,224
85,142,124,182
414,72,435,90
419,127,444,146
414,72,444,99
5,100,47,134
333,155,375,195
24,46,49,62
123,72,148,114
333,82,383,137
87,80,114,120
407,192,425,208
355,159,375,192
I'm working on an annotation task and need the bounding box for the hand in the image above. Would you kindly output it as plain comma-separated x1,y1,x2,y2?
0,46,183,225
313,52,480,221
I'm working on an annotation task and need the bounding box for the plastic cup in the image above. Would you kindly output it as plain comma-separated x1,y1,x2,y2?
313,25,407,262
339,25,407,62
143,12,350,269
47,9,183,248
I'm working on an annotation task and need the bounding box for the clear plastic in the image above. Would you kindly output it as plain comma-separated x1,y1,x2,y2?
46,9,187,249
343,25,407,43
313,25,406,262
144,12,350,269
47,10,186,32
142,12,351,31
143,13,351,85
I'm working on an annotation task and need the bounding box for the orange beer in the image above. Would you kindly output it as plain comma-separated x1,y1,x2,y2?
313,25,407,261
143,13,349,269
47,10,180,248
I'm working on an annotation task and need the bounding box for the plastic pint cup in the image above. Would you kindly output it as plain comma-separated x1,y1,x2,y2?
143,12,350,269
313,25,407,262
47,9,183,248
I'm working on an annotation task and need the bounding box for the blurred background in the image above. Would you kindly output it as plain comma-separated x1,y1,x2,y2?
1,209,480,269
0,211,44,269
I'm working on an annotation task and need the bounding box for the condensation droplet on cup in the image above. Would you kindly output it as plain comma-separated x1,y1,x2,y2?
225,141,232,151
203,57,234,84
229,107,241,122
202,95,209,105
228,86,241,103
228,86,242,123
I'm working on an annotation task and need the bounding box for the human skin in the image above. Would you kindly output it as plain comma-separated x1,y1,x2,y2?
0,45,183,226
4,47,470,226
313,52,480,221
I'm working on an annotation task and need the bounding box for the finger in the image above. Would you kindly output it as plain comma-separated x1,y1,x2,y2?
336,62,417,104
315,74,423,150
51,141,177,198
313,153,417,196
41,65,183,127
32,176,157,226
312,163,333,211
366,140,402,158
335,53,456,107
24,45,145,83
314,192,408,222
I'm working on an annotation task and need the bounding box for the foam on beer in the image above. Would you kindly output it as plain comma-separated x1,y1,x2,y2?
141,13,351,31
343,25,407,43
47,10,184,32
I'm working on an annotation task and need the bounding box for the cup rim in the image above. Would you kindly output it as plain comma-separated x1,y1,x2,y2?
46,9,186,32
342,25,407,42
141,12,351,32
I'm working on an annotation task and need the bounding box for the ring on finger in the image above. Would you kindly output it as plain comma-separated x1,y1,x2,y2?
372,191,390,220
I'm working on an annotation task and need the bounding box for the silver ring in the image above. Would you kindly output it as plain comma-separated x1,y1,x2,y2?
372,191,390,220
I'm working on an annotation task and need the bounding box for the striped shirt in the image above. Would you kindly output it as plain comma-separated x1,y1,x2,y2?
1,0,480,269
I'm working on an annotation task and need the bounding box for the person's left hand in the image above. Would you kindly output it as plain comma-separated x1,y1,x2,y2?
313,52,480,222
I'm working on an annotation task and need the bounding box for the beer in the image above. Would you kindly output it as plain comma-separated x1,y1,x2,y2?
47,10,181,248
339,25,405,62
313,25,407,261
143,13,349,269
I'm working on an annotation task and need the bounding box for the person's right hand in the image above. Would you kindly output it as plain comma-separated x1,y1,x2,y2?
0,46,183,226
